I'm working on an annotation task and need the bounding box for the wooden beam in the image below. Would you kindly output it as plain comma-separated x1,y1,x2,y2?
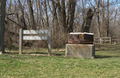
48,28,51,56
19,28,23,54
23,30,48,34
23,36,48,40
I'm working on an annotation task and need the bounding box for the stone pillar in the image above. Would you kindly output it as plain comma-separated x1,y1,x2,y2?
65,44,95,58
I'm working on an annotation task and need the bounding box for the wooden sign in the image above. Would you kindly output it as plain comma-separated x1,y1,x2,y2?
23,30,48,34
19,28,51,55
23,36,48,40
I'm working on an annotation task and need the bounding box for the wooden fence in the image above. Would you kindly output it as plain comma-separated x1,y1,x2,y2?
111,37,120,44
94,37,120,44
19,28,51,55
94,37,112,44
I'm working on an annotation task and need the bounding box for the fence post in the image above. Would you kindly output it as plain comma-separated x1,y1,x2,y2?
110,37,112,44
48,28,51,56
100,38,102,44
19,28,23,54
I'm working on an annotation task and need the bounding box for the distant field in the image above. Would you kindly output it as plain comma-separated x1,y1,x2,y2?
0,44,120,78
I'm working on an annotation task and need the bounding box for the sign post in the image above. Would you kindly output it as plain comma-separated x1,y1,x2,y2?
48,28,51,56
19,28,23,54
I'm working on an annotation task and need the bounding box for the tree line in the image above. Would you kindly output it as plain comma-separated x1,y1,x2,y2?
0,0,120,48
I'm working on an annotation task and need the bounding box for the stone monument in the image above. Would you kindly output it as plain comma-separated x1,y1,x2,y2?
65,32,95,58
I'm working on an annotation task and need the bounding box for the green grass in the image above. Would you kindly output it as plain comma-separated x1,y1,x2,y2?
0,44,120,78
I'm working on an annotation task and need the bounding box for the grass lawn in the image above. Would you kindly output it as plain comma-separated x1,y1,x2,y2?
0,44,120,78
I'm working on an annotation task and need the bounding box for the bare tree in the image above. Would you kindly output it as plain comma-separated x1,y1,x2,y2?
44,0,49,28
0,0,6,53
49,0,59,34
61,0,66,33
38,0,45,29
48,0,76,33
67,0,76,33
94,0,101,37
81,0,86,22
107,0,109,37
18,0,27,30
101,0,106,37
81,8,93,32
27,0,36,29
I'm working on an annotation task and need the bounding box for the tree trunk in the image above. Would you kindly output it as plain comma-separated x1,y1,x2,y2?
101,0,106,37
50,0,59,34
56,0,62,33
50,0,76,33
44,0,49,28
0,0,6,53
81,9,93,32
38,0,44,29
82,0,86,21
27,0,36,30
107,0,109,37
61,0,66,33
18,0,27,30
67,0,76,33
94,0,101,38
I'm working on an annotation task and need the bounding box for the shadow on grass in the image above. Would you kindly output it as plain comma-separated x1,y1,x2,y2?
3,52,18,54
3,51,65,57
95,55,120,59
95,44,120,51
23,52,48,54
52,53,65,57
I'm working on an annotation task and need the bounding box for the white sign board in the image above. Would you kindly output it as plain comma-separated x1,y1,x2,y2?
23,36,48,40
23,30,48,34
